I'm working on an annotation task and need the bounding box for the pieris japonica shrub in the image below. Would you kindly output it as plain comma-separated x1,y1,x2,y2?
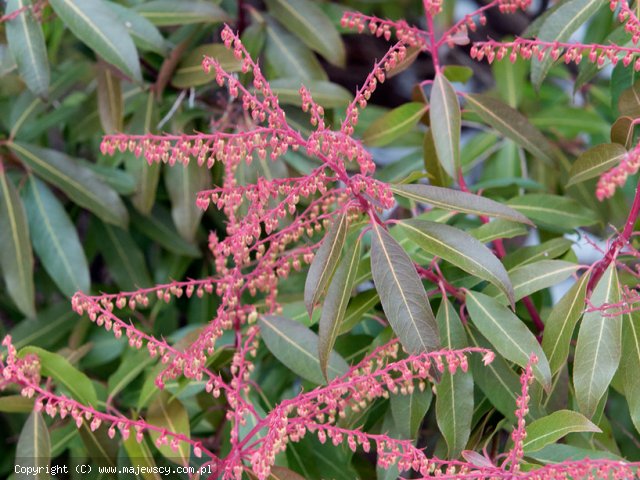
1,0,640,479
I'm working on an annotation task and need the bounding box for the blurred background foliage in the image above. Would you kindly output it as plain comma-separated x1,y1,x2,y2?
0,0,639,477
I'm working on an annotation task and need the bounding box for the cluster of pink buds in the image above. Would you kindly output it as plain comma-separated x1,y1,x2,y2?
596,145,640,200
613,0,640,44
498,0,531,13
340,12,428,49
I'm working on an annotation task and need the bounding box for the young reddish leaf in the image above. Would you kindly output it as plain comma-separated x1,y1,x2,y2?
398,219,514,308
465,94,559,166
542,274,589,375
430,74,461,178
363,102,427,147
21,175,90,297
435,298,473,458
391,184,531,225
49,0,141,81
318,237,361,381
567,144,627,187
260,315,348,384
18,346,98,406
574,265,621,419
304,212,348,317
621,312,640,434
369,221,439,354
96,65,123,134
10,142,128,228
15,411,50,478
506,194,598,232
147,392,190,466
0,168,35,318
5,0,50,97
265,0,345,67
523,410,600,453
466,291,552,390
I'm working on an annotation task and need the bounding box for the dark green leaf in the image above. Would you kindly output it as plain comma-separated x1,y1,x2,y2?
430,74,461,178
0,169,35,317
5,0,50,96
466,291,551,389
389,387,432,440
469,219,528,244
392,183,532,224
503,238,573,270
370,222,439,354
130,207,200,258
106,1,167,55
260,315,349,384
573,265,621,418
363,102,427,147
304,212,348,317
15,411,50,480
49,0,141,81
10,142,128,227
319,237,360,380
523,410,600,453
133,0,229,26
506,194,597,232
21,176,90,297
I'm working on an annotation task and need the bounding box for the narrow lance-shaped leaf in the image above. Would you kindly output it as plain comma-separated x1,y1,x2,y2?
466,291,552,390
436,298,473,458
15,411,50,480
573,265,621,419
319,237,361,381
0,168,35,318
133,0,229,26
567,144,627,187
430,74,461,178
398,219,514,308
147,392,190,466
9,142,128,227
507,193,598,232
370,221,439,354
260,315,348,384
523,410,600,453
363,102,427,147
96,65,123,134
621,311,640,434
304,212,348,317
264,0,345,67
391,183,532,225
48,0,141,81
5,0,50,96
21,176,90,297
389,387,433,440
542,273,589,375
106,2,167,55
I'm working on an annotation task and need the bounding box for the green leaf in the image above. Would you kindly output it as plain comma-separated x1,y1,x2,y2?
523,410,600,453
107,349,154,400
506,193,598,232
18,346,98,406
339,290,380,335
263,14,328,81
469,219,528,244
436,298,473,458
15,411,50,480
503,238,573,270
485,260,580,305
10,142,128,227
123,435,162,480
389,387,432,440
530,0,600,89
49,0,141,81
443,65,474,84
96,65,123,134
621,312,640,434
94,221,152,290
269,79,352,108
78,422,118,468
574,265,621,419
610,116,635,148
391,183,532,224
134,0,229,25
172,43,242,88
398,219,514,307
363,102,427,147
0,169,35,318
370,222,439,354
319,237,360,381
530,107,606,138
265,0,345,66
0,395,34,413
130,207,200,258
466,291,551,390
106,1,167,55
465,94,559,166
542,274,589,375
164,160,210,243
304,212,348,317
423,129,452,187
430,74,461,178
21,176,90,297
10,304,75,350
567,144,627,187
619,80,640,118
259,315,349,384
493,55,527,108
5,0,50,96
147,392,190,466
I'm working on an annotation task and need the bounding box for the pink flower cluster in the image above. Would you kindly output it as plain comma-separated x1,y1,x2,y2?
596,145,640,200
